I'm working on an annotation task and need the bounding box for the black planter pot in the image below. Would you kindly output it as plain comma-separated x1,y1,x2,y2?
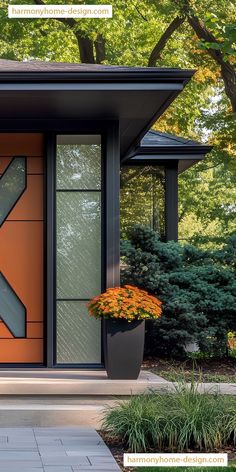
103,319,145,380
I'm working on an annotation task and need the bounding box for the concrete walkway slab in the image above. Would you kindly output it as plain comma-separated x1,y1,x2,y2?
164,382,236,395
0,427,120,472
191,382,236,395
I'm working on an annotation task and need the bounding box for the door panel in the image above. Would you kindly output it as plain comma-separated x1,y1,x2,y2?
0,134,44,364
7,175,44,221
0,322,14,338
0,134,43,156
0,339,43,363
0,157,44,175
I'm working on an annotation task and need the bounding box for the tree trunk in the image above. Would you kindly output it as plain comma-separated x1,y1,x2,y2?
187,15,236,112
95,34,106,64
75,34,95,63
33,0,96,63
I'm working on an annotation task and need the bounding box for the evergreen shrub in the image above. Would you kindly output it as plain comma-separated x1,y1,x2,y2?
121,226,236,357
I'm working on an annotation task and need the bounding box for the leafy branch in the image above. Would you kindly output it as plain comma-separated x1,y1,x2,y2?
148,1,236,111
148,16,185,66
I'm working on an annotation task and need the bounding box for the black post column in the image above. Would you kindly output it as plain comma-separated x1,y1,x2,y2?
165,161,178,242
105,121,120,287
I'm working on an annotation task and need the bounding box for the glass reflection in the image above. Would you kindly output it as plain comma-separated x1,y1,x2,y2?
57,144,101,190
57,192,101,299
57,301,101,363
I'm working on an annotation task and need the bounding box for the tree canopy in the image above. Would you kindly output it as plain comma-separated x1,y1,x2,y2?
0,0,235,247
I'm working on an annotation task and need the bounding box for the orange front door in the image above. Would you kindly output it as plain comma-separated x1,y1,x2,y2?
0,134,44,363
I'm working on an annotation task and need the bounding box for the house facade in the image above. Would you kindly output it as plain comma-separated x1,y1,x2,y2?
0,60,211,367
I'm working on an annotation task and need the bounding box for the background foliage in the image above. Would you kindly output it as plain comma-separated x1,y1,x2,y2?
121,226,236,356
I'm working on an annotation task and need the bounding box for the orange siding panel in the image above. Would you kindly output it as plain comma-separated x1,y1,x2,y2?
0,157,13,174
0,134,43,156
0,339,43,363
0,322,14,339
0,157,44,175
27,323,44,339
27,158,44,174
8,175,44,221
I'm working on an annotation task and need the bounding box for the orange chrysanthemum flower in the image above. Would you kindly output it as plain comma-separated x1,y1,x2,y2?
87,285,162,322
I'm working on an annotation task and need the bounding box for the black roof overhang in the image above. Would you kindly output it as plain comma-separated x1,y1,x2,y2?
125,144,213,173
0,68,194,158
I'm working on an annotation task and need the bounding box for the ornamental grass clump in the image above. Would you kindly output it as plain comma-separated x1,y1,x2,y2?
102,382,236,452
88,285,162,321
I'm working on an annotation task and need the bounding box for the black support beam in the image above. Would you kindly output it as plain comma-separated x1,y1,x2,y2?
165,162,178,242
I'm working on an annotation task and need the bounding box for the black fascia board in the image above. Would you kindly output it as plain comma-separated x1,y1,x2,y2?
0,69,195,84
0,83,184,91
124,144,213,160
128,155,205,162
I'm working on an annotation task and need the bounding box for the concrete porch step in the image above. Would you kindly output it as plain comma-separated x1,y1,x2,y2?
0,370,170,428
0,396,118,428
0,370,170,427
0,370,169,395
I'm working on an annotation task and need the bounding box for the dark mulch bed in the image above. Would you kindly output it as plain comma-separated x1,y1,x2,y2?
100,431,236,471
100,431,132,472
142,357,236,382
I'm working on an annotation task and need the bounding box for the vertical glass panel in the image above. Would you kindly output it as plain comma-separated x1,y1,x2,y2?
120,166,165,239
0,157,26,225
0,273,26,338
57,135,101,190
57,301,101,364
56,135,102,364
57,192,101,299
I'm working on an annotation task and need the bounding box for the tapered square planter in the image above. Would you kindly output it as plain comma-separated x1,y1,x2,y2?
103,319,145,379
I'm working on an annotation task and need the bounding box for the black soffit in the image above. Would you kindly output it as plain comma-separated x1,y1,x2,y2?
127,130,213,173
0,60,194,158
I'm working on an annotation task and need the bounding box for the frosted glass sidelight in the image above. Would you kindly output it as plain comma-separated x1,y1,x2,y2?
56,135,102,364
56,135,101,190
56,192,101,299
57,301,101,364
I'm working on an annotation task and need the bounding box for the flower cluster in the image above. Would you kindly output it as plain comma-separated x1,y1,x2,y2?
88,285,162,321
